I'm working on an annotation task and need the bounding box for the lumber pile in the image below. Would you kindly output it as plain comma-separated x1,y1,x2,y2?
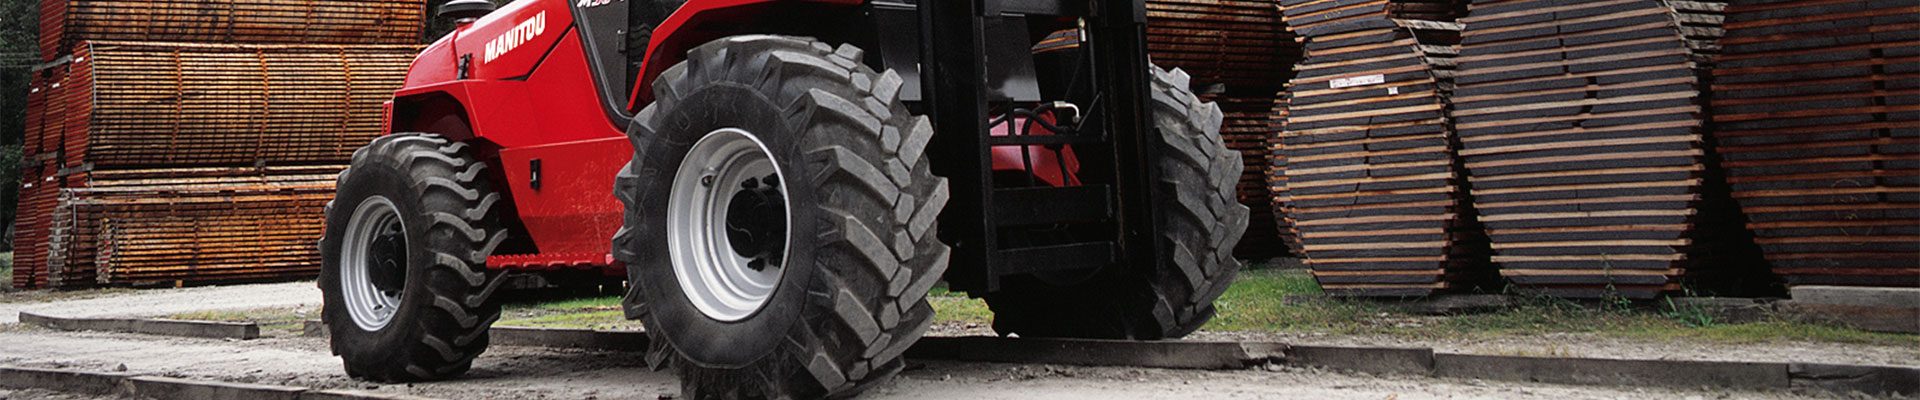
1150,0,1305,256
1276,0,1492,297
15,43,413,289
1451,0,1754,298
1266,93,1305,255
1149,0,1301,87
37,0,427,61
1710,0,1920,287
1215,94,1298,255
60,167,338,287
63,42,417,168
16,2,423,289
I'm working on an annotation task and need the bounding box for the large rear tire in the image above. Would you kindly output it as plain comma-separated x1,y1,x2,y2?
983,66,1249,339
319,133,509,381
614,35,951,399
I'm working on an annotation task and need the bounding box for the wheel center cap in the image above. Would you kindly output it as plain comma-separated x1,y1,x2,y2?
725,175,787,271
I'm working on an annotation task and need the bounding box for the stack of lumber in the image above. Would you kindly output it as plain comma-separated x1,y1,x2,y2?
1216,94,1294,255
62,42,417,168
1281,0,1469,33
37,0,427,61
1452,0,1745,298
15,1,424,288
16,67,74,289
1278,0,1492,297
1148,0,1301,87
1266,92,1305,255
55,167,339,287
14,43,413,289
1710,0,1920,287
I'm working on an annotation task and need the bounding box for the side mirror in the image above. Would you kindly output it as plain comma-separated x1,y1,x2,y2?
437,0,497,24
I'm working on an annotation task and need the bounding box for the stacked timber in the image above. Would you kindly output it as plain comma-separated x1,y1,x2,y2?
1710,0,1920,287
1216,95,1293,255
1452,0,1756,298
62,42,418,168
38,0,427,61
1148,0,1301,87
1281,0,1469,33
1150,0,1304,256
16,0,426,289
1266,92,1305,255
15,66,74,289
1278,0,1492,296
17,42,414,288
66,167,339,287
15,39,417,288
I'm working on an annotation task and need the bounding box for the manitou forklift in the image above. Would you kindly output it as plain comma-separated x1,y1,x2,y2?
318,0,1247,397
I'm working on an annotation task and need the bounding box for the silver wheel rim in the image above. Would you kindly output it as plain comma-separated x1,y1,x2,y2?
668,128,792,322
341,196,407,331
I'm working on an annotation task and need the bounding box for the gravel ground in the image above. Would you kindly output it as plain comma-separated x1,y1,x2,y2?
0,327,1839,400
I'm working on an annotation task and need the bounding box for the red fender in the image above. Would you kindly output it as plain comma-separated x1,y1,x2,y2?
626,0,864,109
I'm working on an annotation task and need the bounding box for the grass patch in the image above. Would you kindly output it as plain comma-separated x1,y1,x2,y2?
0,252,11,290
498,295,639,330
928,285,991,327
1198,268,1920,347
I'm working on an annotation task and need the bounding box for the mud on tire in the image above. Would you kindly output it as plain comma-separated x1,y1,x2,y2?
983,65,1249,340
320,133,509,382
613,35,952,399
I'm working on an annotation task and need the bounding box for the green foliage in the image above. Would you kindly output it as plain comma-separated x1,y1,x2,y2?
0,252,12,289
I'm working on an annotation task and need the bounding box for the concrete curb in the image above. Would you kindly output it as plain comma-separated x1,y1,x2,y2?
0,366,435,400
1433,354,1788,389
300,320,649,351
906,336,1287,369
19,312,259,339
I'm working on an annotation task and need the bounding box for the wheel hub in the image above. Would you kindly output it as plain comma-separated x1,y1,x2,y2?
341,196,407,331
724,175,787,271
667,128,792,322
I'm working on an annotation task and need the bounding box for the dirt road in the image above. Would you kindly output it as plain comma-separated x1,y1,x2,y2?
0,327,1829,400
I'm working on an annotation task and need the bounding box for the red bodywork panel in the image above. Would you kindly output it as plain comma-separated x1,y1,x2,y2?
385,0,1076,272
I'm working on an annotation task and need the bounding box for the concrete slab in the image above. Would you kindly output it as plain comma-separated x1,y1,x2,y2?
1287,346,1434,376
1434,354,1790,390
1790,363,1920,397
19,312,259,339
123,376,308,400
1792,286,1920,308
0,366,130,395
906,337,1287,369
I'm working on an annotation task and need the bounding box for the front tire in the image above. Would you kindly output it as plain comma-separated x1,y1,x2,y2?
614,36,951,399
983,66,1249,339
320,133,508,382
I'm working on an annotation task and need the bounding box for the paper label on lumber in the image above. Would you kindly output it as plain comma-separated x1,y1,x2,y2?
1331,74,1386,89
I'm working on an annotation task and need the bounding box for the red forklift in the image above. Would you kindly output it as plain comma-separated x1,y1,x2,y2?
318,0,1247,397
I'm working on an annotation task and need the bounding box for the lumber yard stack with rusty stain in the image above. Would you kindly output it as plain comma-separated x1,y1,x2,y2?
1147,0,1305,258
14,0,426,289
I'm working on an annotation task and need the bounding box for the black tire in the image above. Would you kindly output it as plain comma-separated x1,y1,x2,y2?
983,66,1249,340
320,133,509,382
613,35,951,399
